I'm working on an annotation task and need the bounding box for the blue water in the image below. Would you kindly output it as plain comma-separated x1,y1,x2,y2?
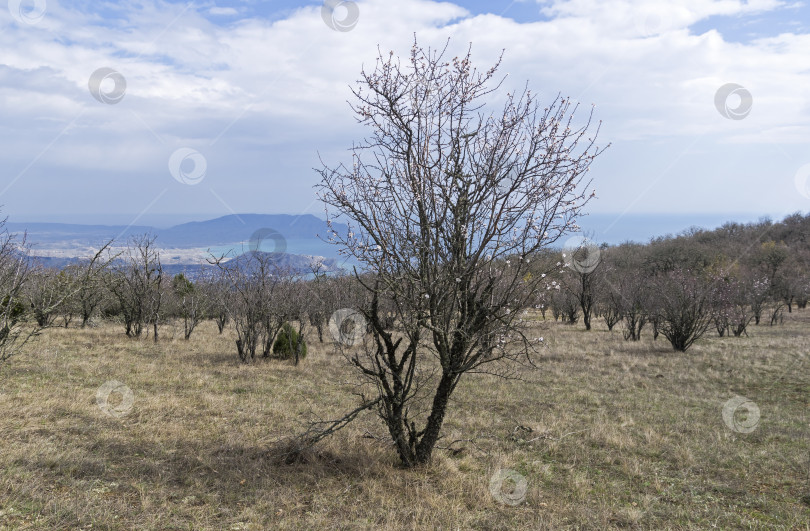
208,213,773,261
574,212,770,246
207,238,360,271
207,238,338,258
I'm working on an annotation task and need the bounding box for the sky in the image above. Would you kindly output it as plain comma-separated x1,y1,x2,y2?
1,0,809,235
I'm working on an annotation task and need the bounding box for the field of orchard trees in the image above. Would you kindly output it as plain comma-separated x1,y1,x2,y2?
1,212,809,529
5,212,808,367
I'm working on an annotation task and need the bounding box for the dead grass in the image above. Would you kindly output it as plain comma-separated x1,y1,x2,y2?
0,311,808,530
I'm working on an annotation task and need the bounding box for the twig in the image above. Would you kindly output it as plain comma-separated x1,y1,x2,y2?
273,397,382,461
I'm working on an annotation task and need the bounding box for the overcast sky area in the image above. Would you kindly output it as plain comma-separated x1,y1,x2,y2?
1,0,809,236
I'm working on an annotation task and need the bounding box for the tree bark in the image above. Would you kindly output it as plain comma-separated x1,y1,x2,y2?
414,372,457,464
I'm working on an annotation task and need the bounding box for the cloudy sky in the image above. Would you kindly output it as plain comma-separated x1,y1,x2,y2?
1,0,809,232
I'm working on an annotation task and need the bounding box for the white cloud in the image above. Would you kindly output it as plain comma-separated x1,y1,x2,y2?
0,0,808,223
209,7,239,17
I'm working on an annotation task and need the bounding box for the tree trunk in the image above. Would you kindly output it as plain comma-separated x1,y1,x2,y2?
385,401,417,467
413,372,457,465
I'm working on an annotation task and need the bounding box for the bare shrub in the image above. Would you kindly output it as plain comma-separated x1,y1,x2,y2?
652,269,713,352
312,40,606,466
105,235,164,341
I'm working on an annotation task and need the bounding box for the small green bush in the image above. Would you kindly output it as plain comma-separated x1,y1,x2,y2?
272,323,307,360
1,295,26,322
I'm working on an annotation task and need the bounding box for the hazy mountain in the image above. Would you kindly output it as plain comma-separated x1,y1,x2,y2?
8,214,353,274
7,214,347,249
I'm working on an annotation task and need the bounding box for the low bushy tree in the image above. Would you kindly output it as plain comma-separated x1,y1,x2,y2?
311,40,606,467
105,235,164,341
272,322,307,361
171,272,209,340
652,269,713,352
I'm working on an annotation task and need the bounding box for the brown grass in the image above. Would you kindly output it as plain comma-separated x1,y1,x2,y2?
1,311,809,530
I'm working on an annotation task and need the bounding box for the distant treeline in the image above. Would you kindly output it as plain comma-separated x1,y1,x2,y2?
535,212,810,350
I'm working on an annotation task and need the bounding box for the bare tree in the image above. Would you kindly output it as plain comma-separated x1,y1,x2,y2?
171,272,210,340
25,267,66,327
551,281,580,324
0,228,34,363
603,246,650,341
0,229,112,362
276,274,312,366
562,238,603,330
105,235,164,341
727,276,755,337
202,271,230,334
652,268,713,352
620,278,648,341
709,270,734,337
58,278,77,328
767,299,785,326
31,242,116,329
598,276,623,332
748,275,769,325
69,242,116,328
310,41,606,466
211,250,284,362
792,249,810,309
307,261,346,343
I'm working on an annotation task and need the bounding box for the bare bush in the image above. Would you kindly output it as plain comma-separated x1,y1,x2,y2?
171,272,210,340
201,271,230,334
651,269,713,352
598,275,623,331
551,283,580,324
312,40,606,466
275,274,313,365
211,251,286,362
69,244,116,328
105,235,164,341
25,267,67,327
563,240,603,330
0,229,33,363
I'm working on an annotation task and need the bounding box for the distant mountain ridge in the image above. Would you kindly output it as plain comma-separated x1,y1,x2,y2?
30,252,342,279
8,212,770,250
7,214,348,249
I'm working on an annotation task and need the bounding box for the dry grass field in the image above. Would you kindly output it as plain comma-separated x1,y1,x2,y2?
1,310,809,530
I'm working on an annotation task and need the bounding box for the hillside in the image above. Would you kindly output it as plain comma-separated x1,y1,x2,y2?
6,214,348,249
